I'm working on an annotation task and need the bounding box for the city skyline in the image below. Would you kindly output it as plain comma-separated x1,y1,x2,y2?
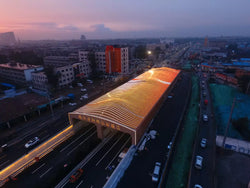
1,0,250,40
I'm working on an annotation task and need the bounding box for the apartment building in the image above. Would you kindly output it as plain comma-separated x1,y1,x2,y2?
105,46,129,74
32,71,48,91
95,51,106,72
44,56,74,67
32,65,74,91
0,62,43,86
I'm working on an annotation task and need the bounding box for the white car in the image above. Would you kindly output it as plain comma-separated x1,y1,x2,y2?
200,138,207,148
195,155,203,170
81,88,87,92
69,103,77,106
87,79,93,84
194,184,203,188
25,137,40,148
203,114,208,122
152,162,161,182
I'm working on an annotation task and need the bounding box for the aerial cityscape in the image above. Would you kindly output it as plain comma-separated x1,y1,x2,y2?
0,1,250,188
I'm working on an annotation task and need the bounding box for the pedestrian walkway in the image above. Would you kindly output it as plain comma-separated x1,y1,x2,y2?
216,135,250,155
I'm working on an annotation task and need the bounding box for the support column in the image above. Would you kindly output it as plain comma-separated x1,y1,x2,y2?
97,125,104,139
7,122,11,129
24,115,27,122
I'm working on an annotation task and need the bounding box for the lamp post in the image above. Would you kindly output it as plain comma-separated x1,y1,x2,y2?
46,90,54,117
222,97,241,148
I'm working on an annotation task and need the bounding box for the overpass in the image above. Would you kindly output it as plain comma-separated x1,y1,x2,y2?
0,67,180,187
69,67,180,145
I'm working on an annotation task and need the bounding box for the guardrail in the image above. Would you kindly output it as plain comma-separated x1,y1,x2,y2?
0,125,74,187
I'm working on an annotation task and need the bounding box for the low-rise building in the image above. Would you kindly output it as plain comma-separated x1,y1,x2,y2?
0,62,43,86
32,71,48,91
44,56,75,67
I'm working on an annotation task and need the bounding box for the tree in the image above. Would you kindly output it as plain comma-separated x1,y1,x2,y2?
44,66,59,91
154,46,162,59
232,117,250,141
134,45,147,59
238,75,250,93
88,50,98,79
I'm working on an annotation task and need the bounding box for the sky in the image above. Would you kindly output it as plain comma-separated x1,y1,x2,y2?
1,0,250,40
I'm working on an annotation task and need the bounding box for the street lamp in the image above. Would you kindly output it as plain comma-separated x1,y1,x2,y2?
147,50,152,55
222,97,241,148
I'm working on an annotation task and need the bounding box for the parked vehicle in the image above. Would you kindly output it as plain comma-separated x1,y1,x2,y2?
77,83,83,87
200,138,207,148
195,155,203,169
69,102,77,106
152,162,161,182
25,137,40,148
203,92,206,97
80,88,87,92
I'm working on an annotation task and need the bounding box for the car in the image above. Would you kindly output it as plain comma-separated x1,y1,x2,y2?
200,138,207,148
25,137,40,148
86,79,93,84
168,95,173,99
152,162,161,182
80,88,87,92
203,92,206,97
167,142,172,149
195,155,203,169
69,102,77,106
69,168,83,183
203,114,208,122
77,83,83,87
194,184,203,188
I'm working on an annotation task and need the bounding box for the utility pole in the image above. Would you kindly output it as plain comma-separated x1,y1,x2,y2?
222,97,236,148
46,90,54,117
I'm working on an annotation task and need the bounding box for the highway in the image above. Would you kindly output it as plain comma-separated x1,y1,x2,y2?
3,124,100,188
117,72,191,188
0,78,121,172
188,72,216,188
62,133,131,188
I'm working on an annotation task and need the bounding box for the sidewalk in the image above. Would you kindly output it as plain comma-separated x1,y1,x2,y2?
216,135,250,155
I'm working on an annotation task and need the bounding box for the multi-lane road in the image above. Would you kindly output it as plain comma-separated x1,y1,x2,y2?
188,72,216,188
117,72,191,188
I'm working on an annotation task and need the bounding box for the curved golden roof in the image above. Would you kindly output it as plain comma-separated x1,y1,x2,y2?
72,67,180,130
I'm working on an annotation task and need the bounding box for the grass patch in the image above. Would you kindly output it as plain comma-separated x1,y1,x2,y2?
166,75,199,188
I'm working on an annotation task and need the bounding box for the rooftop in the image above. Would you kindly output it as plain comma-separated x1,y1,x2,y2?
69,67,180,130
0,62,41,70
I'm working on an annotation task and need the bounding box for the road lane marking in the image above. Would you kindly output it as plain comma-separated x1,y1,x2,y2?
60,126,95,153
67,131,97,156
105,137,131,170
0,160,10,168
31,163,45,174
76,180,83,188
39,167,52,178
95,134,124,166
41,134,50,141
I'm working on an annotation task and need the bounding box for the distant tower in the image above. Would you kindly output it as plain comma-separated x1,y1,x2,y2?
204,36,208,47
80,35,86,40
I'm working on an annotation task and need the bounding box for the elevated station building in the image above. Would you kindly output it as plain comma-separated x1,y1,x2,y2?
68,67,180,145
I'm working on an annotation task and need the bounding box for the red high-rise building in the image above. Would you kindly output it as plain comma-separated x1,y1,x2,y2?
105,46,129,74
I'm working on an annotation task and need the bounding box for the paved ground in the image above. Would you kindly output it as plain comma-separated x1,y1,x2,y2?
216,147,250,188
117,72,191,188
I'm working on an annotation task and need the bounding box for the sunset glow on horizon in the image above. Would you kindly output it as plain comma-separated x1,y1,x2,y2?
1,0,250,40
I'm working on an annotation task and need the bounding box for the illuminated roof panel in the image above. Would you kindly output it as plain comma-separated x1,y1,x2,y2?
72,67,180,130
